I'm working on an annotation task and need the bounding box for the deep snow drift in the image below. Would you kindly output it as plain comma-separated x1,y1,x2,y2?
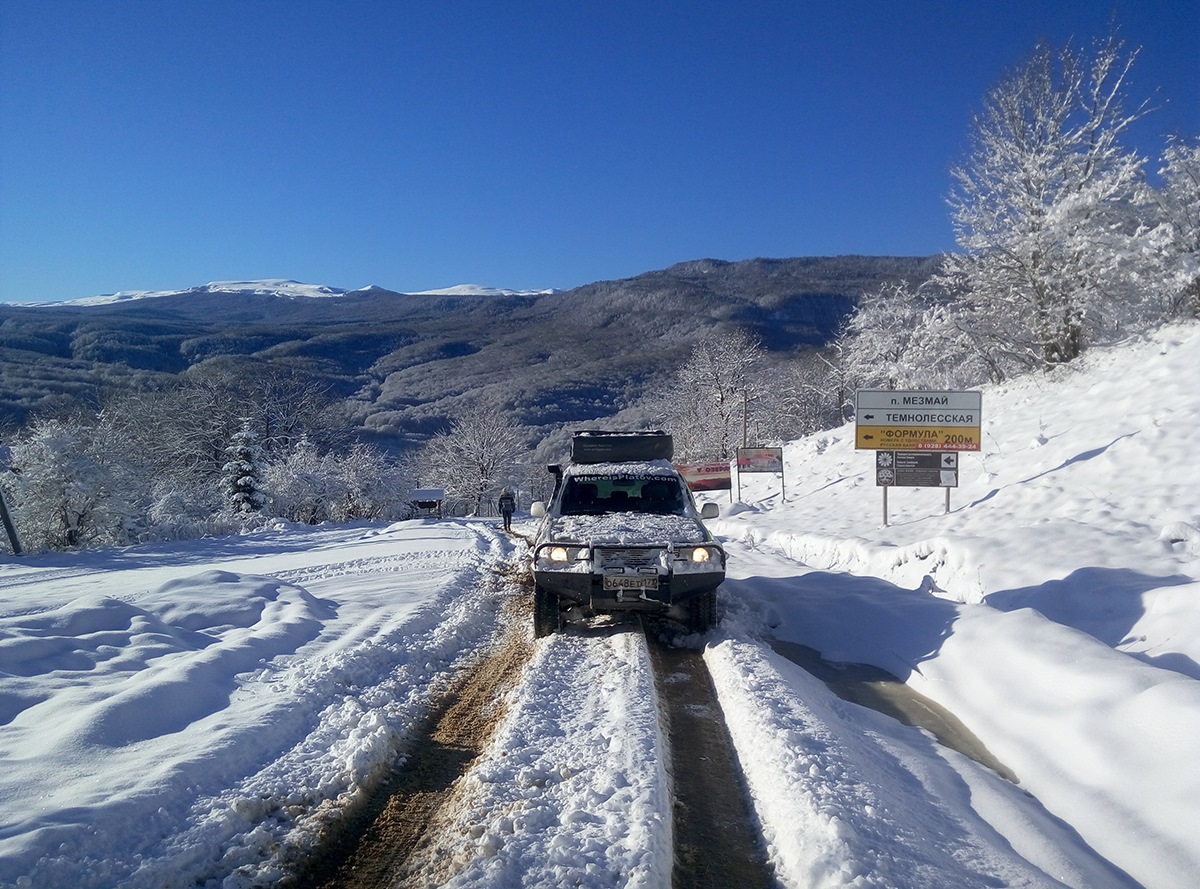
1,323,1197,889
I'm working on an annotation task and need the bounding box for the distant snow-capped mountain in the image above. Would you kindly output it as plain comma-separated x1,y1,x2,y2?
407,283,558,297
59,279,554,306
63,279,345,306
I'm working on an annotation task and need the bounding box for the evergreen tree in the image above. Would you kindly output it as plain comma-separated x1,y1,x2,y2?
222,419,267,515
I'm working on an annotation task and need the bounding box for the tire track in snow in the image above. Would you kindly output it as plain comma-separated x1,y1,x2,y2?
290,570,533,889
646,628,778,888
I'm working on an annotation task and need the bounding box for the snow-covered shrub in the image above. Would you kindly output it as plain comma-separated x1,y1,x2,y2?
263,437,413,524
263,436,341,524
3,418,134,551
331,442,413,521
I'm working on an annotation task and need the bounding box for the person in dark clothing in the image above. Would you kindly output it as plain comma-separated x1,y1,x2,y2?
498,488,516,532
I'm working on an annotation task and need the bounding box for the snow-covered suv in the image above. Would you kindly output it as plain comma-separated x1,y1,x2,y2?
529,431,726,637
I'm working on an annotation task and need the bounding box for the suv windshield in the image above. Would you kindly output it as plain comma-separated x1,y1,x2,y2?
560,474,687,516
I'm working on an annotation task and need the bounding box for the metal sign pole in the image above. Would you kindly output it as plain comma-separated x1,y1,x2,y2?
882,485,889,527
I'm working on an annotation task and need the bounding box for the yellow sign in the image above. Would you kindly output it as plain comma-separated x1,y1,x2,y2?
855,425,981,451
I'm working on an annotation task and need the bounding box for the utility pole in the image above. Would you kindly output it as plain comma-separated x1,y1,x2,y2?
0,487,22,555
742,389,749,448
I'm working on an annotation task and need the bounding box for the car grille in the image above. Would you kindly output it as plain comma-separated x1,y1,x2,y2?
595,546,662,571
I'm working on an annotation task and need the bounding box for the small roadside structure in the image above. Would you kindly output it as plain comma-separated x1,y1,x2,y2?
409,488,445,518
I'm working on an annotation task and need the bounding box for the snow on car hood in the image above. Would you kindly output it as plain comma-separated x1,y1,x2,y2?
562,459,679,477
547,512,709,546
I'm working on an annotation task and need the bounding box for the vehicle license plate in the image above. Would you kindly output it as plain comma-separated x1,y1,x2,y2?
603,574,659,591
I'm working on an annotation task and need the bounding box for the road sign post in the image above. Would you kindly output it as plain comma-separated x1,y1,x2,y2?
735,447,785,501
857,390,980,524
875,450,959,524
855,389,982,452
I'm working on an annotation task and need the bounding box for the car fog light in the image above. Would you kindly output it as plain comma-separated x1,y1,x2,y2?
549,546,570,562
690,547,710,563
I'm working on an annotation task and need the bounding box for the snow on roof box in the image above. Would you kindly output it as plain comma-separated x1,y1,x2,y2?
570,430,674,464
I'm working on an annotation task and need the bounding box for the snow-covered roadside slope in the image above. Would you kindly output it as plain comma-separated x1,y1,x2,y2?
704,615,1138,889
716,323,1200,609
0,520,513,889
718,550,1196,887
710,322,1200,888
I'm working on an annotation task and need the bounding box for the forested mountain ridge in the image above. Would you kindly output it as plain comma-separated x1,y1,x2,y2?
0,255,939,445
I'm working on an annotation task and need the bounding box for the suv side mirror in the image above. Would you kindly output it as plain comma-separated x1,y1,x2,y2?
700,502,719,520
530,501,547,518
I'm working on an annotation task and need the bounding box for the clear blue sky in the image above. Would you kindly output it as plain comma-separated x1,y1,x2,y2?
1,1,1196,303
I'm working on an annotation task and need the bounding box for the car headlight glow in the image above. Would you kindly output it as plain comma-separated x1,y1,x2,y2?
548,546,570,562
690,547,711,563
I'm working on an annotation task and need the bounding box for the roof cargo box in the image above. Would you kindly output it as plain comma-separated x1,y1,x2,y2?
571,430,674,464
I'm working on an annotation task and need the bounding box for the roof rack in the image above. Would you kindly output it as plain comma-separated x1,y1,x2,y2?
570,430,674,464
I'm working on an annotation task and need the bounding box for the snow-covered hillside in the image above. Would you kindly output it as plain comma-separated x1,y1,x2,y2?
0,323,1197,888
712,323,1200,888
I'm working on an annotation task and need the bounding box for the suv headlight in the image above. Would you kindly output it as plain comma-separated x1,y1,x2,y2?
673,545,723,571
537,544,590,567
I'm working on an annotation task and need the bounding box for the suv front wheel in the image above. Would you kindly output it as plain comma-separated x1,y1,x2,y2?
688,588,718,633
533,584,561,638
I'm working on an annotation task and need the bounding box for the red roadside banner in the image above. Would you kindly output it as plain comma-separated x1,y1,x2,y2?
675,461,732,491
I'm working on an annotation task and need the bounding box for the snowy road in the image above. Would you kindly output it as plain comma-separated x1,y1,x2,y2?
2,512,1197,888
1,516,1195,888
373,537,1146,889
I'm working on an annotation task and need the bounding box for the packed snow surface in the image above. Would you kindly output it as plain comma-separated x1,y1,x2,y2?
1,323,1198,888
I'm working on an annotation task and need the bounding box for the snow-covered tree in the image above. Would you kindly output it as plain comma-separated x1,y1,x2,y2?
263,435,341,524
751,350,840,442
3,418,131,550
836,282,995,389
836,282,931,390
255,435,414,524
222,419,267,515
97,361,349,500
647,330,765,460
419,402,526,515
939,35,1158,373
1154,137,1200,318
332,442,411,521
